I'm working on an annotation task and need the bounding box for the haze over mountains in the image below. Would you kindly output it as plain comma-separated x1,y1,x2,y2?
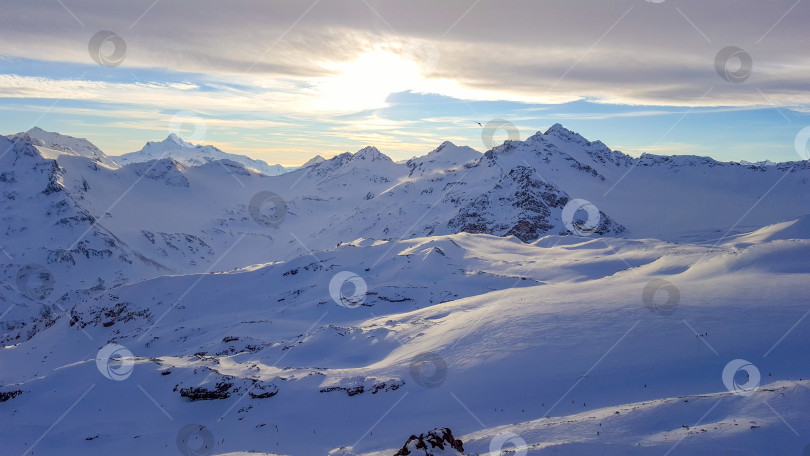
1,124,809,455
24,126,293,176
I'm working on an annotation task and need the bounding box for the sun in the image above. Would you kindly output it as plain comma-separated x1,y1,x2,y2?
313,48,424,112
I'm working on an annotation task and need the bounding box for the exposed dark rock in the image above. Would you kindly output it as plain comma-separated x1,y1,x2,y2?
394,427,466,456
320,379,403,397
248,380,279,399
179,382,233,401
448,166,624,242
0,390,23,403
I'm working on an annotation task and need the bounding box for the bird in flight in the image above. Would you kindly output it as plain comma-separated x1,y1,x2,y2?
476,121,483,127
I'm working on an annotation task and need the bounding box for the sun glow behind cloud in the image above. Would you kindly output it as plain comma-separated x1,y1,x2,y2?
311,48,425,112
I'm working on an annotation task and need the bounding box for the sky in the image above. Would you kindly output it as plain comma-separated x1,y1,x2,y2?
1,0,809,166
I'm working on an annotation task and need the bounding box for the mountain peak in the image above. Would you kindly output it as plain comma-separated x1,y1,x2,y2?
427,141,472,157
25,126,84,143
356,145,380,154
543,123,591,146
22,126,112,165
424,141,457,158
406,141,481,176
545,123,577,137
163,133,194,147
353,146,391,162
302,155,326,168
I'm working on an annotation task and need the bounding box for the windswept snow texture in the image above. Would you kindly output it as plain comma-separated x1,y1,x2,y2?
1,125,809,456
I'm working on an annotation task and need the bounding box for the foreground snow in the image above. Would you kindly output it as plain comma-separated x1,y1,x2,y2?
3,223,810,455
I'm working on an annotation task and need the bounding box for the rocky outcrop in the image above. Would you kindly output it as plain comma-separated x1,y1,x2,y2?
394,428,466,456
448,166,624,242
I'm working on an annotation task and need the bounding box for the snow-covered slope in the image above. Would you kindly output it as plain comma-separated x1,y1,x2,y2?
2,223,809,455
116,134,292,176
725,213,810,246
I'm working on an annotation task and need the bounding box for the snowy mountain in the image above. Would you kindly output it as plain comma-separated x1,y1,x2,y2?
405,141,481,177
1,124,809,455
116,133,293,176
22,126,117,166
315,124,809,243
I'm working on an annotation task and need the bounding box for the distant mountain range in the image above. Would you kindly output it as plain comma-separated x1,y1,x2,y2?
115,132,295,176
2,120,806,344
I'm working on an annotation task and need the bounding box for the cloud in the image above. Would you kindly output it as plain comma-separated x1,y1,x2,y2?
0,74,307,115
0,0,808,111
1,0,807,164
